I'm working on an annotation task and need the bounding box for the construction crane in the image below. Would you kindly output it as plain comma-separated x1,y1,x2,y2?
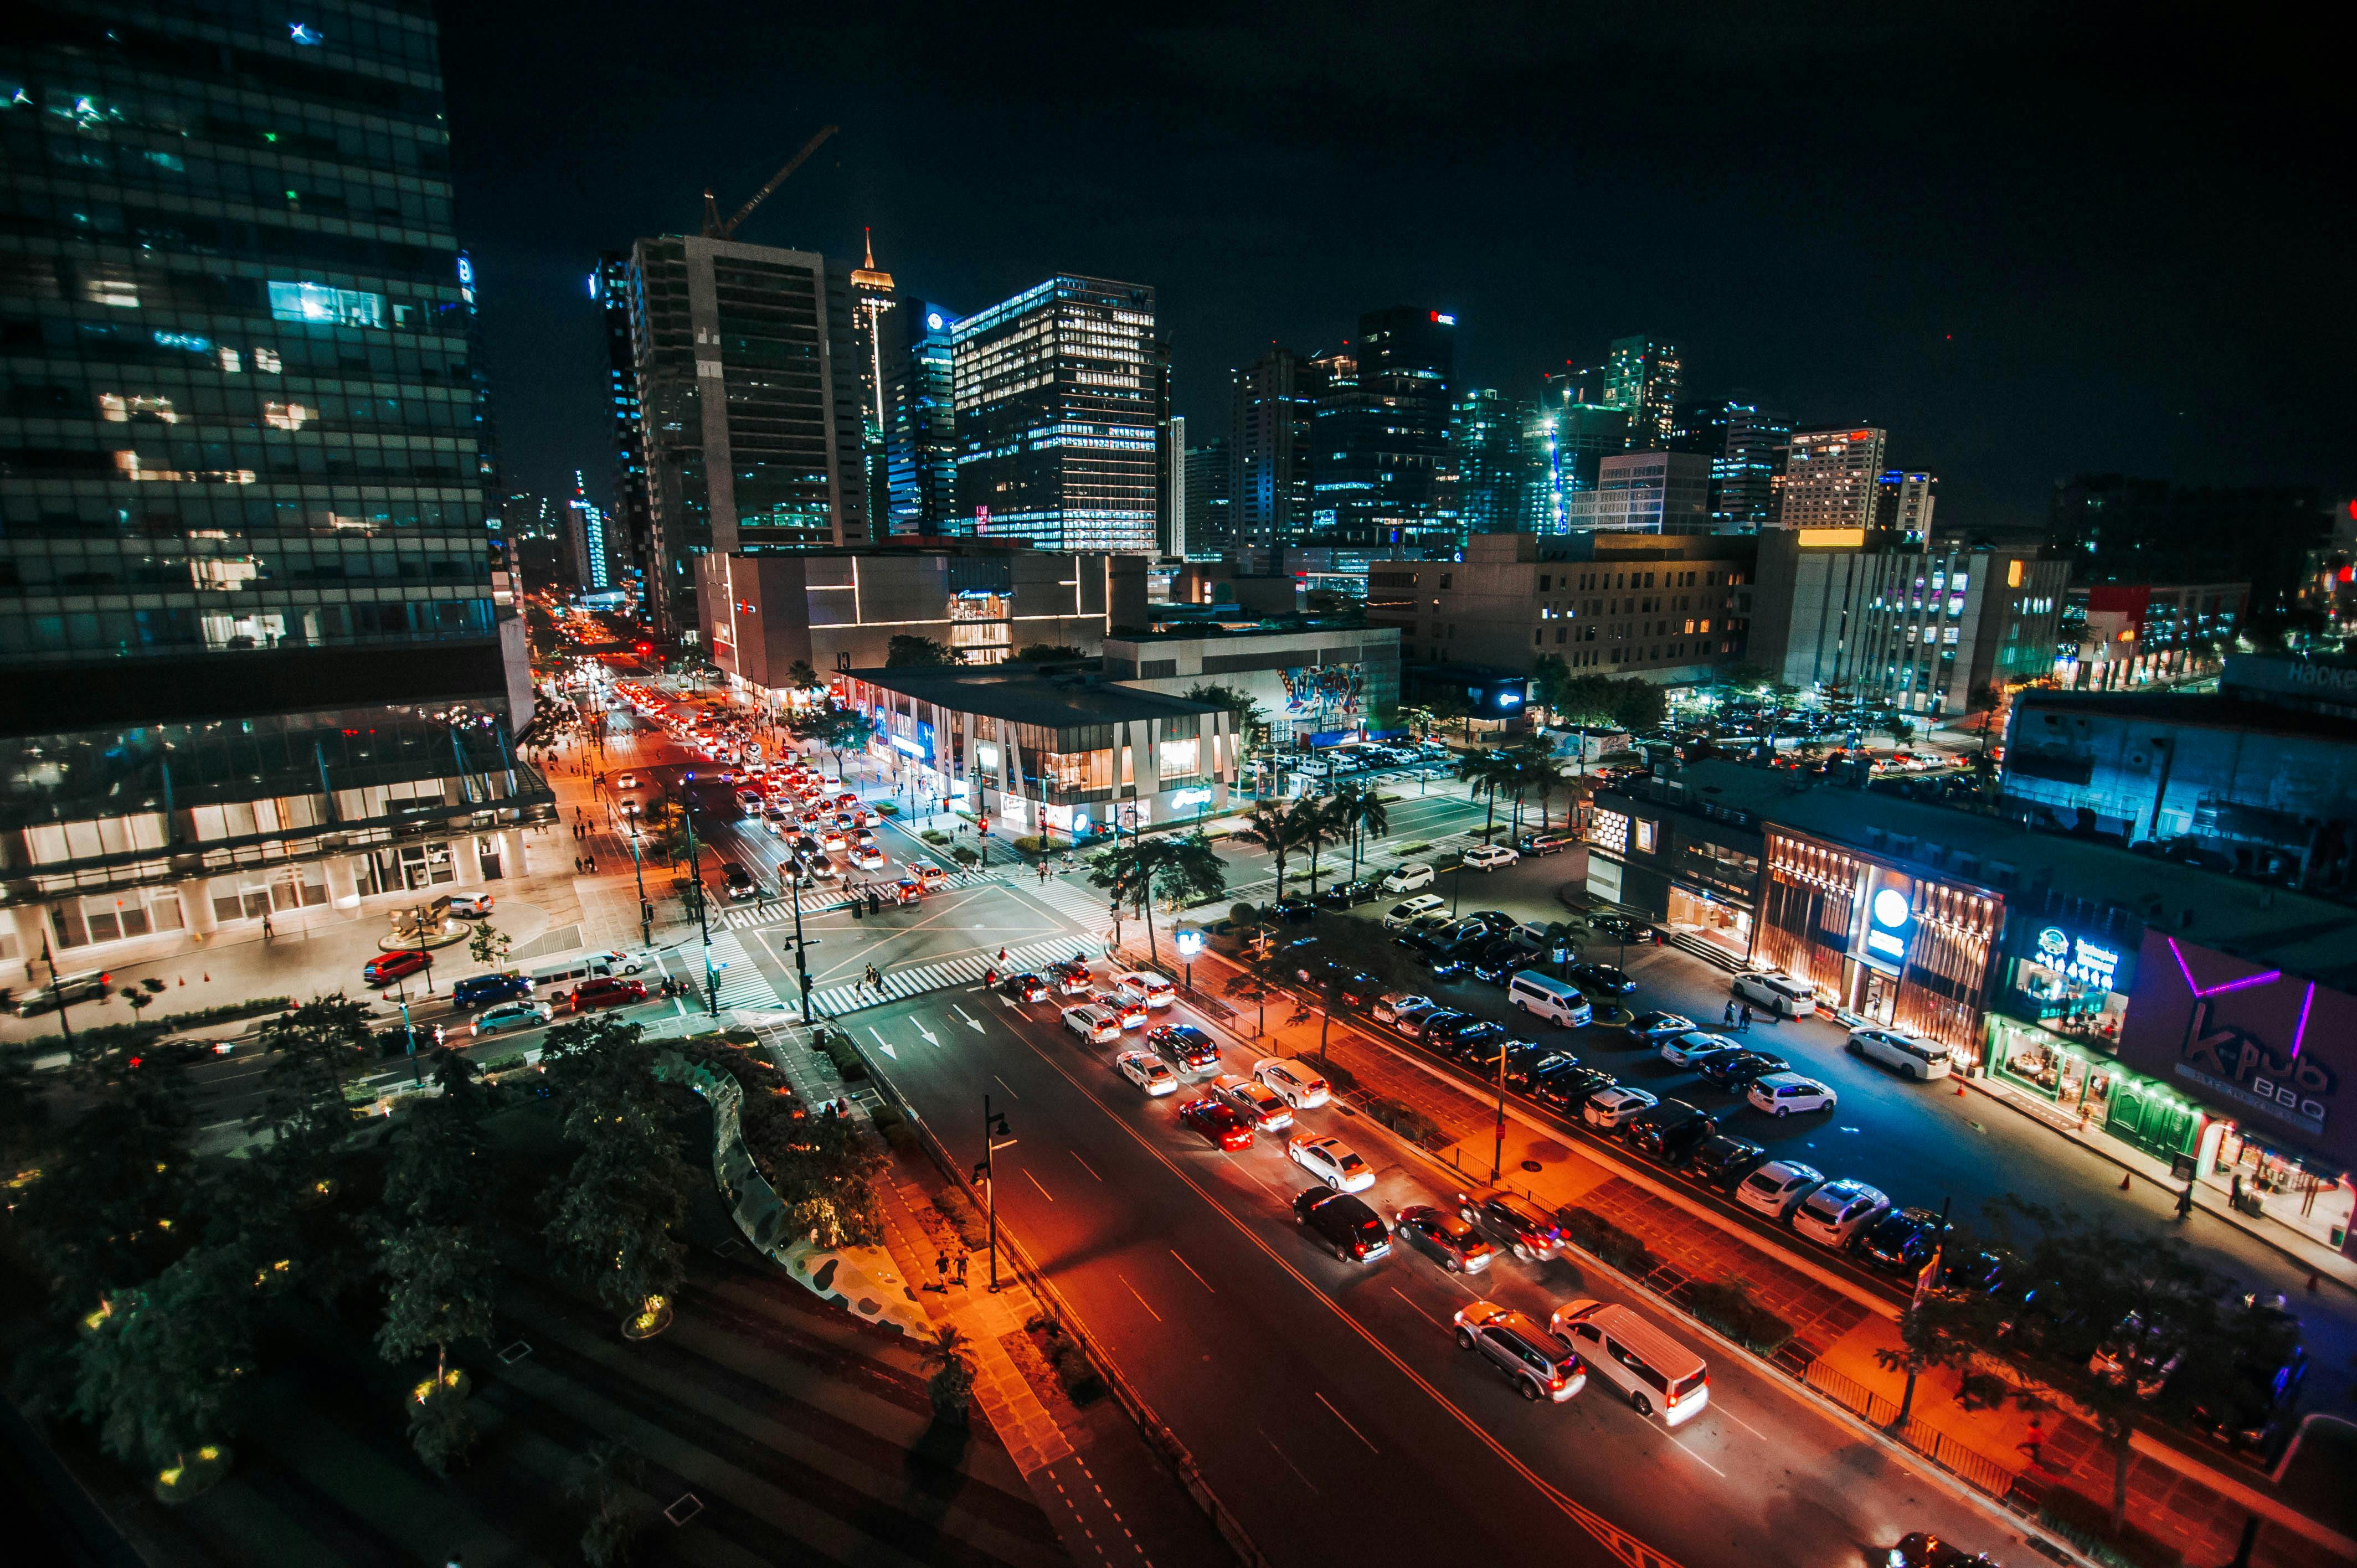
700,124,839,240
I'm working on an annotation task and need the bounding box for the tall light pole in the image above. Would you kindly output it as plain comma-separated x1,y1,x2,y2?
627,816,650,946
682,801,717,1015
1173,924,1204,999
974,1097,1016,1293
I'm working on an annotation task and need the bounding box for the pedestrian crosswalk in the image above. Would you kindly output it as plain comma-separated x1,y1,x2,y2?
714,867,1003,930
1017,875,1115,926
800,933,1105,1020
706,929,778,1010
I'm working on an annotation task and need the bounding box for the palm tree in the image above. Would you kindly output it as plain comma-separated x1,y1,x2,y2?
1296,795,1341,899
1087,836,1179,962
1454,747,1519,844
1152,832,1229,914
1232,802,1313,906
1329,781,1391,880
922,1324,975,1423
1502,736,1556,840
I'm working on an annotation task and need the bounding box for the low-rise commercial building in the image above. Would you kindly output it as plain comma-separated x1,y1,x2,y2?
1105,624,1401,750
1748,529,2066,715
1365,532,1754,680
2001,652,2357,890
2056,581,2245,690
1584,759,2356,1255
698,544,1149,701
834,666,1234,840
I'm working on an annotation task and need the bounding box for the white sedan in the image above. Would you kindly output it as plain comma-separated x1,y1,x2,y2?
1659,1030,1738,1068
471,999,553,1038
850,847,888,871
1115,1050,1179,1096
1462,844,1520,871
1288,1133,1376,1193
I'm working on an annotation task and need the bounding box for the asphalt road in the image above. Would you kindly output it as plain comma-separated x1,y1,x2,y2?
1288,852,2357,1422
856,982,2032,1568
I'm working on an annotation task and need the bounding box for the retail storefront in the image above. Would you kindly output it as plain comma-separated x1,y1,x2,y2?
1582,785,1765,963
1986,911,2156,1134
2113,929,2357,1256
1756,827,2001,1058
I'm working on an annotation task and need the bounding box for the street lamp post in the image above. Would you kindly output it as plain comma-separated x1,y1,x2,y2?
627,817,650,946
682,803,717,1016
1490,1029,1510,1182
1173,925,1205,1000
974,1097,1016,1293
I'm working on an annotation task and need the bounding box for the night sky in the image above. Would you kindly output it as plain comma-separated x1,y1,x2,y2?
438,1,2352,533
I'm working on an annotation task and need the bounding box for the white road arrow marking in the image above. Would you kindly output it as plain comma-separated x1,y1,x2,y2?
915,1022,939,1047
864,1025,897,1060
951,1003,984,1032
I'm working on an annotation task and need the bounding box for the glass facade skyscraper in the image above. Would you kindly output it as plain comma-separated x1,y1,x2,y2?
951,276,1164,554
1310,307,1455,547
1604,334,1682,450
1229,346,1316,548
1447,388,1535,534
885,296,959,537
595,251,649,603
1,0,550,969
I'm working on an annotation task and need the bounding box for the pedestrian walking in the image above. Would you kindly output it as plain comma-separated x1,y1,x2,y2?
955,1252,968,1286
998,947,1008,964
2017,1417,2046,1469
1740,1003,1753,1032
2231,1173,2246,1211
935,1251,949,1282
1723,1000,1737,1027
2175,1180,2195,1219
261,910,275,939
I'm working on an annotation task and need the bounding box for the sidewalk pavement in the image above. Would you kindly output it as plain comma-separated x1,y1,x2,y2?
1181,935,2355,1568
761,1009,1232,1568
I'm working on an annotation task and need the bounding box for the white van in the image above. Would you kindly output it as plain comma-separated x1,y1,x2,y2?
1732,969,1817,1018
1548,1299,1710,1426
1116,971,1176,1009
1506,971,1593,1029
527,950,644,991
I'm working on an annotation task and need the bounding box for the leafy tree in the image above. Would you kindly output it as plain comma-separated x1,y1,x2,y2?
406,1375,478,1478
922,1324,976,1423
1223,968,1278,1039
249,993,375,1159
885,634,958,667
1328,780,1390,880
377,1223,497,1388
537,1015,657,1112
466,921,512,969
19,1071,195,1316
637,799,691,865
1015,642,1087,662
545,1097,691,1319
1425,692,1472,740
1295,794,1341,896
1153,831,1230,911
745,1100,886,1250
784,658,825,695
795,705,875,777
70,1249,254,1482
1394,703,1439,742
1088,835,1179,961
565,1440,647,1568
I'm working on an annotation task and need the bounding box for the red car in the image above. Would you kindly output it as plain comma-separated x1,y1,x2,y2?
569,977,647,1013
363,949,432,986
1177,1097,1255,1151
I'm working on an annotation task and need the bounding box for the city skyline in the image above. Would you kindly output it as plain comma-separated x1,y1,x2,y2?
441,1,2350,531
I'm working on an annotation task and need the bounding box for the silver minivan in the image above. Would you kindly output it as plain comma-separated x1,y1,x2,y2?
1507,971,1594,1029
1548,1299,1709,1425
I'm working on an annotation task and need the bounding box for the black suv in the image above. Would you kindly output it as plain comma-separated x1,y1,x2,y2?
1318,879,1380,909
1307,962,1380,1008
1856,1207,1951,1276
1427,1014,1502,1056
1294,1186,1392,1263
1470,940,1531,985
1457,1187,1566,1262
1566,961,1637,996
1531,1063,1616,1113
722,863,758,898
1624,1100,1713,1163
1696,1049,1788,1091
1425,935,1493,981
1684,1132,1768,1190
1271,895,1318,924
1501,1043,1567,1091
1588,913,1655,943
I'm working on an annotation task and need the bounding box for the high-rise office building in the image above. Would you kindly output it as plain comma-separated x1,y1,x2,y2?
1604,334,1682,450
507,489,564,590
885,298,959,537
1536,370,1632,513
1230,347,1318,547
951,276,1164,554
1448,389,1536,534
1776,426,1888,534
627,235,871,636
567,471,612,590
1183,435,1232,558
1309,307,1457,546
1560,451,1714,534
594,252,650,603
848,230,897,544
0,0,552,968
1710,398,1793,532
1875,472,1938,541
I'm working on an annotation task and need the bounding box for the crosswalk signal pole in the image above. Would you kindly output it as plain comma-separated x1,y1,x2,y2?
978,1097,1016,1293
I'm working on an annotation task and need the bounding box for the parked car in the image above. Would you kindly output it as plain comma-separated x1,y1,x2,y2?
1684,1133,1768,1192
1470,940,1532,985
1318,878,1381,909
1532,1064,1617,1114
1588,913,1655,943
1453,1301,1587,1404
1381,862,1437,893
1847,1025,1954,1081
1792,1179,1892,1247
569,976,647,1014
1567,961,1637,997
1149,1023,1222,1072
1733,1159,1825,1220
1696,1049,1789,1091
1425,1014,1500,1054
1288,1133,1375,1193
471,999,553,1038
447,890,495,917
1855,1207,1951,1276
1394,1206,1495,1273
1582,1085,1658,1128
1625,1100,1715,1163
1270,895,1318,925
1516,832,1573,856
1423,933,1494,981
1385,998,1443,1038
363,950,432,987
1463,844,1520,872
1627,1010,1696,1043
1660,1030,1739,1068
1063,1004,1123,1045
1294,1186,1390,1262
1253,1056,1331,1108
1747,1072,1838,1117
1177,1097,1255,1150
1115,1050,1180,1096
1732,969,1818,1018
1382,894,1446,929
1458,1188,1565,1262
1373,992,1435,1025
1211,1073,1294,1132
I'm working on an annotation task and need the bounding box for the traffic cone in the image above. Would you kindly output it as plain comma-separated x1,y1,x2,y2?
2118,1172,2132,1191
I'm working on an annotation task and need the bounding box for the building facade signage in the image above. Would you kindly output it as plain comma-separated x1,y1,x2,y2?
2035,926,2122,990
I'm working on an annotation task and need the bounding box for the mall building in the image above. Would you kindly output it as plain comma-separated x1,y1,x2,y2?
830,665,1237,842
1586,759,2356,1255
